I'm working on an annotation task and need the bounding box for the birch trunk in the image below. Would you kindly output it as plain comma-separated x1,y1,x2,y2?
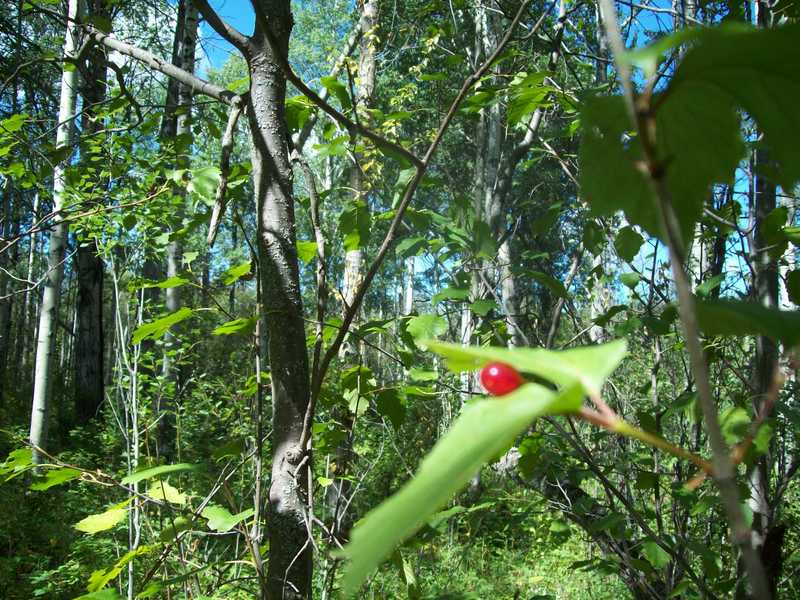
159,0,197,460
29,0,80,460
329,0,378,537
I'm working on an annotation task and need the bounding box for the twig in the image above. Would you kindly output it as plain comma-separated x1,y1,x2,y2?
597,0,771,597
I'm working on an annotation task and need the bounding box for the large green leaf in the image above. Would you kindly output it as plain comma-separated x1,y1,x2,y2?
338,383,578,595
670,24,800,188
75,501,129,535
320,75,352,110
339,199,371,252
131,308,194,345
581,24,800,243
695,299,800,346
146,480,187,505
187,166,220,200
212,317,257,337
74,590,123,600
406,314,447,341
120,463,198,485
220,261,252,285
425,339,627,397
614,226,644,262
202,505,255,532
0,448,33,479
87,546,152,592
30,467,81,491
580,86,742,243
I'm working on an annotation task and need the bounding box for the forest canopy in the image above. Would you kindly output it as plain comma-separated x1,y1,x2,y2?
0,0,799,599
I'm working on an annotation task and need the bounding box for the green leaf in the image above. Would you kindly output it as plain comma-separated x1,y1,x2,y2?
74,590,124,600
581,85,742,244
641,540,671,570
425,339,627,398
202,505,255,532
30,467,81,491
159,516,193,542
529,271,569,299
614,226,644,262
87,546,152,592
155,276,190,289
620,272,641,289
75,502,129,535
395,236,427,258
695,299,800,346
146,480,187,505
406,314,447,341
221,261,252,285
212,317,257,336
671,24,800,188
408,368,437,382
507,72,552,125
320,76,352,110
469,299,497,316
131,308,194,344
720,407,750,445
339,200,371,252
431,287,470,305
1,113,29,133
187,166,220,200
120,463,198,485
296,240,318,263
696,273,725,298
375,388,406,428
338,382,581,595
0,448,34,478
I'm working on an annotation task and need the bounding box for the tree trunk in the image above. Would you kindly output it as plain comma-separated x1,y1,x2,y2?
249,3,312,597
329,0,378,534
159,0,197,461
29,0,80,461
0,179,13,405
75,242,104,423
20,191,40,373
74,0,109,424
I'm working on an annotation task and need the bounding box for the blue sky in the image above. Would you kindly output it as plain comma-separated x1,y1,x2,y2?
199,0,254,69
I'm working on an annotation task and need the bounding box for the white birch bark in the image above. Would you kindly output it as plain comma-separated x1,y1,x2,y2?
29,0,80,460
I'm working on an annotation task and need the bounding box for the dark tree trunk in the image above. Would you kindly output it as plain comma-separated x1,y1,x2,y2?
248,4,312,597
0,180,13,405
73,0,110,424
74,244,104,423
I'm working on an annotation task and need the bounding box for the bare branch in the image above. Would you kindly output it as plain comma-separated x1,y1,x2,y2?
207,103,243,246
194,0,251,55
83,25,242,106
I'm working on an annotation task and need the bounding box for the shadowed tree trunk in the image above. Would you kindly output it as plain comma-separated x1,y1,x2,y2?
0,179,13,405
74,0,110,425
243,4,312,597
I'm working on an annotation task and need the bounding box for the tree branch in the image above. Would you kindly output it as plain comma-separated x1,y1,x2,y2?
83,25,242,106
307,0,550,414
194,0,251,55
295,24,362,151
256,15,423,170
207,102,243,246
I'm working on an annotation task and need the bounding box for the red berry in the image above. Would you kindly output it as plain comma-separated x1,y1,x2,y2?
480,362,523,396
